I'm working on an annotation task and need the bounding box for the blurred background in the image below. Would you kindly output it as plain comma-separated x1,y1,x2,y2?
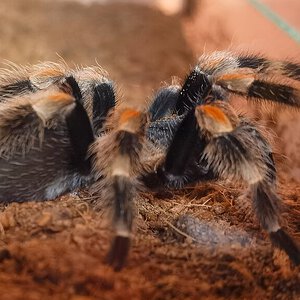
0,0,299,179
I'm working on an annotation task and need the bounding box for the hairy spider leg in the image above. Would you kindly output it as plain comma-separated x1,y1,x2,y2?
92,81,116,133
147,68,214,148
143,69,217,188
195,103,300,265
0,80,34,101
149,85,180,121
0,62,117,121
109,109,146,270
252,182,300,265
229,52,300,81
198,51,300,81
175,68,212,114
0,62,67,101
215,72,300,108
158,108,207,187
63,76,116,174
63,76,95,175
148,66,213,123
195,51,300,108
92,108,147,270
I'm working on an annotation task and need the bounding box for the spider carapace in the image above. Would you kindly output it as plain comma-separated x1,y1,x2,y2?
0,51,299,270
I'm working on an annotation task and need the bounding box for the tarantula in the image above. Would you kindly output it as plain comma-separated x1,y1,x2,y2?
0,51,299,270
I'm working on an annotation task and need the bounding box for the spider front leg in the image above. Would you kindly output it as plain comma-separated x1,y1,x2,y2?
197,104,299,265
158,101,300,265
91,108,147,270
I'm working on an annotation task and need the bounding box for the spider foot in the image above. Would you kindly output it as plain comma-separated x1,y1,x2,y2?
270,229,300,266
106,236,131,271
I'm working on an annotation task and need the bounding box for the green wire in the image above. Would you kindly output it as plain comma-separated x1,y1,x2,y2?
247,0,300,44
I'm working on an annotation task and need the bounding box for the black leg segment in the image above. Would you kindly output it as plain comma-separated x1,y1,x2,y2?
0,80,34,101
93,81,116,133
157,108,214,188
270,229,300,266
149,86,180,121
65,76,95,174
176,69,212,115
